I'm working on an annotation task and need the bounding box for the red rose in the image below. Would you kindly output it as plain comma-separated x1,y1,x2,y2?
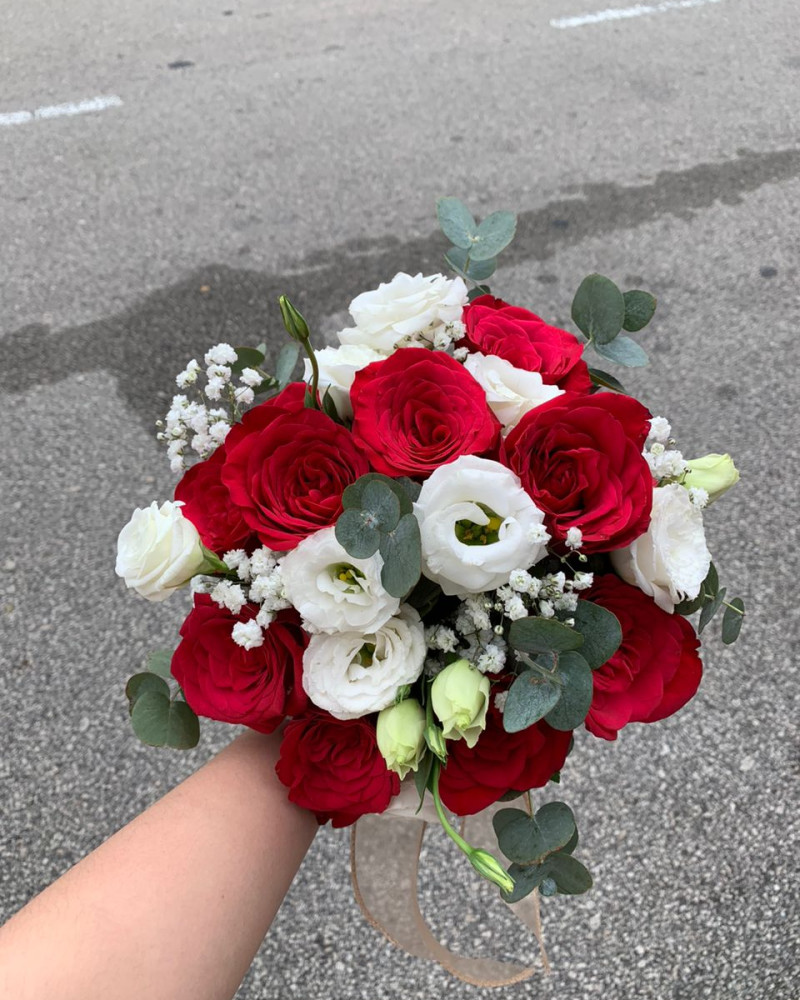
461,295,593,393
438,691,571,816
502,392,653,553
582,575,703,740
350,348,500,477
171,593,308,733
275,711,400,827
174,446,253,555
221,382,370,550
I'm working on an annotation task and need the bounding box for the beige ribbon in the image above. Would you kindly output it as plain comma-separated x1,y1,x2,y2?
350,797,550,987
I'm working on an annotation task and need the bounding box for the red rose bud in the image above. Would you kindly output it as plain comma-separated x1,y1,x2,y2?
461,295,593,393
501,392,653,554
350,348,500,478
171,594,308,733
276,712,400,827
580,575,703,740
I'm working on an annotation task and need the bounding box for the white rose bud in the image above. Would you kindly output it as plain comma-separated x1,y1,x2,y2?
115,500,207,602
281,527,400,634
302,343,385,419
340,272,468,352
683,453,740,503
302,606,426,719
431,658,490,748
463,352,564,431
415,455,548,596
611,483,711,613
376,699,426,779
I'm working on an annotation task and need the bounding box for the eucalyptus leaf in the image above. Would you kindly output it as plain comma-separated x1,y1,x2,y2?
361,479,402,532
395,477,421,504
544,652,593,731
445,247,497,282
379,513,421,598
321,386,344,425
130,690,200,749
126,672,170,706
588,368,628,394
675,594,704,615
593,335,649,368
542,853,593,894
535,802,576,853
469,211,517,262
722,598,745,644
335,508,381,559
342,473,413,516
705,562,720,597
275,341,301,386
145,649,174,680
559,827,579,856
467,285,491,302
508,617,584,654
569,602,622,670
503,670,562,734
436,197,477,249
502,862,547,904
492,808,530,841
495,814,544,864
699,586,727,634
622,290,657,332
229,346,266,375
571,274,625,345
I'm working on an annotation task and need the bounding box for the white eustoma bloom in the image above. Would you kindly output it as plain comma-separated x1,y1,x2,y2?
281,527,400,634
302,605,426,720
611,483,711,613
415,456,549,596
463,352,564,431
115,500,206,602
340,272,468,352
302,343,385,419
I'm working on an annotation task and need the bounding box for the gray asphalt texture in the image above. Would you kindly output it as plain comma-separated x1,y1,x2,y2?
1,0,798,997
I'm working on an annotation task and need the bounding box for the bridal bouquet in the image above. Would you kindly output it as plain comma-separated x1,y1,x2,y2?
115,198,744,910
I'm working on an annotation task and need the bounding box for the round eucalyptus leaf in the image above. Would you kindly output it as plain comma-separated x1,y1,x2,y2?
543,853,593,895
508,617,584,654
130,690,200,749
126,672,170,707
544,652,593,731
593,334,649,368
469,211,517,261
622,289,657,332
570,601,622,669
534,801,576,853
722,598,745,644
503,670,562,734
379,513,421,598
335,508,381,559
145,649,174,680
571,274,625,345
361,479,401,532
436,197,477,249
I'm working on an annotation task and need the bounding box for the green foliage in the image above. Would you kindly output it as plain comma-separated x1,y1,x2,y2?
588,368,628,393
414,751,434,809
361,480,402,532
593,334,649,368
275,341,301,386
503,671,561,733
125,667,200,750
543,652,593,731
437,196,517,286
508,616,584,654
675,563,745,643
445,247,496,282
379,513,422,598
230,346,266,374
436,197,477,249
622,290,657,332
568,601,622,670
699,586,727,633
144,648,173,680
334,508,381,558
543,853,593,894
469,211,517,261
722,598,745,644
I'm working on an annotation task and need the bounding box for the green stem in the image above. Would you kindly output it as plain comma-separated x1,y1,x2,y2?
431,761,472,856
302,340,321,409
721,600,744,615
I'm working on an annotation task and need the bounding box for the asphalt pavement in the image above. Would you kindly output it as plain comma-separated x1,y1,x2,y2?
1,1,798,997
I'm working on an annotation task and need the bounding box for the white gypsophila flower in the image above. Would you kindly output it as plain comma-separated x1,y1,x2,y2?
210,580,247,615
280,527,400,634
463,352,564,431
476,643,507,674
452,346,469,362
509,568,534,593
565,527,583,551
205,377,225,401
572,571,594,591
432,321,465,351
425,625,458,653
415,456,548,597
223,549,251,582
302,343,385,419
231,619,264,650
256,606,275,628
646,445,688,482
689,487,710,509
250,547,278,577
539,600,555,618
209,420,231,444
302,605,426,720
554,592,579,613
206,364,232,382
234,386,255,407
647,416,672,445
461,594,492,631
239,367,263,388
611,482,711,613
340,272,468,353
115,500,206,602
190,574,217,595
204,343,237,367
176,359,200,388
494,690,509,714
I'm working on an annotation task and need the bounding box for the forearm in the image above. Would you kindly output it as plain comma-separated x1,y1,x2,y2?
0,729,317,1000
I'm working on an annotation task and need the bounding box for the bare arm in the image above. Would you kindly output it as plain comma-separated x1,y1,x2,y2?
0,729,317,1000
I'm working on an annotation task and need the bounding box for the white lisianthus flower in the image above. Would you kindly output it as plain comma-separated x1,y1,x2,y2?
376,699,426,779
281,527,400,634
115,500,207,602
415,456,548,596
302,606,426,719
611,483,711,613
430,658,490,748
302,343,385,419
340,272,468,352
463,353,564,431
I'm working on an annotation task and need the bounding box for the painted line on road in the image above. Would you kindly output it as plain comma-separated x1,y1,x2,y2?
0,94,123,128
551,0,723,29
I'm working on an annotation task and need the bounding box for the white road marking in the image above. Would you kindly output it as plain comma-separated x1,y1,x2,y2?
0,94,123,128
551,0,723,29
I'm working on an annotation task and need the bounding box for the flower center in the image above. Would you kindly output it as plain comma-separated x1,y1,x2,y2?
330,563,366,593
354,642,376,667
454,504,504,546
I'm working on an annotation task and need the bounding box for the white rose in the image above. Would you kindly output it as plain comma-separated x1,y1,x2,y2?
463,352,564,431
115,500,207,602
415,455,548,596
339,272,468,352
302,605,426,719
280,527,400,634
302,343,385,419
611,483,711,613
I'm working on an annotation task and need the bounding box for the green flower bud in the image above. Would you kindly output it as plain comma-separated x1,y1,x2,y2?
278,295,311,343
424,723,448,763
376,698,426,779
430,658,490,749
469,849,515,894
683,453,740,503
